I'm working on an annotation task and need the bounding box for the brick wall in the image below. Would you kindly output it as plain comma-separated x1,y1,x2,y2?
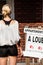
17,22,43,63
14,0,42,23
14,0,42,63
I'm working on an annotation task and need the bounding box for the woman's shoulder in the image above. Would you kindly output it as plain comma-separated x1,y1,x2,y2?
11,19,19,25
0,20,2,23
0,20,4,24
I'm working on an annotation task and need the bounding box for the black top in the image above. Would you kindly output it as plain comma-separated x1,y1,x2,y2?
3,19,12,26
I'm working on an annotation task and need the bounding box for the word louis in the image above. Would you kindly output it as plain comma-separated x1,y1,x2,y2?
28,36,43,43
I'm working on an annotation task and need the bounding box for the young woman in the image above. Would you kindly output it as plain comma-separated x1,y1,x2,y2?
0,4,22,65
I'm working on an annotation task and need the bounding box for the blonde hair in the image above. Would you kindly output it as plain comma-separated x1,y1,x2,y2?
2,4,11,16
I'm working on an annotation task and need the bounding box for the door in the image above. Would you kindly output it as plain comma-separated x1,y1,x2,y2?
0,0,6,20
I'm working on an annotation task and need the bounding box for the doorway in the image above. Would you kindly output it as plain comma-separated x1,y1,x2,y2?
0,0,6,20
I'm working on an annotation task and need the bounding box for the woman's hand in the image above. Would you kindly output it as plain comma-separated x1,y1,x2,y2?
17,46,23,56
16,44,23,56
19,47,23,56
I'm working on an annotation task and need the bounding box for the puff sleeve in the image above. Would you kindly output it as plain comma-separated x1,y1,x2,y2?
15,21,21,46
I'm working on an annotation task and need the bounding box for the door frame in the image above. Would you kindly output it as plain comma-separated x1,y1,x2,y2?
6,0,15,19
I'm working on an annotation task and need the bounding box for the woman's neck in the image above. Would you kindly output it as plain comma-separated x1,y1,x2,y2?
3,15,11,21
